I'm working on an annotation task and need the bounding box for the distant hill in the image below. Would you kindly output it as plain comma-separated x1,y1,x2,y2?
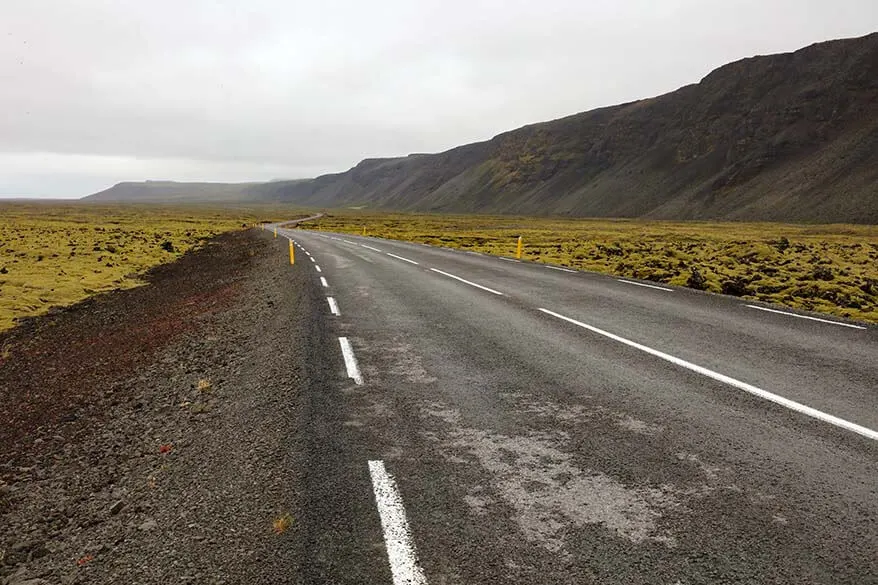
87,33,878,223
84,180,288,203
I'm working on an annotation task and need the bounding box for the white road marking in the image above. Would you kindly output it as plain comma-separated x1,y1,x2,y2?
320,277,329,288
545,265,577,273
342,239,357,245
361,244,382,252
465,251,481,256
338,337,363,385
387,253,419,265
327,297,340,316
538,308,878,441
368,460,428,585
429,268,504,296
618,279,673,292
310,257,316,263
746,304,866,330
499,257,520,263
315,265,322,273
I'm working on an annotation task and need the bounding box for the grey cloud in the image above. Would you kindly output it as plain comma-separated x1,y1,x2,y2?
1,0,876,197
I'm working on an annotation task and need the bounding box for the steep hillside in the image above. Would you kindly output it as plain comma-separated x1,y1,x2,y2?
259,33,877,223
86,180,268,202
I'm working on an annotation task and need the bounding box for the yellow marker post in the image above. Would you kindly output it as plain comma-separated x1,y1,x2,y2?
274,227,277,238
289,240,295,265
363,226,367,236
516,235,523,259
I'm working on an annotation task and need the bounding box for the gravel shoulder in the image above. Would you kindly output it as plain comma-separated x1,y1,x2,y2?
1,230,322,585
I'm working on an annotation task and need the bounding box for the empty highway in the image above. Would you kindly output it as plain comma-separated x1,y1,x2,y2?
273,225,877,584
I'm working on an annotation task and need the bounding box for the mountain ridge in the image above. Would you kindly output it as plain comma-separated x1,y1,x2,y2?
87,33,878,223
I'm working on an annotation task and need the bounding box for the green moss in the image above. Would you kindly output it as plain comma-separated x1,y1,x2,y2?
313,211,878,323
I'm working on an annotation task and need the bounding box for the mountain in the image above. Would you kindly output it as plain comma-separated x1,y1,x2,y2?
87,34,878,223
85,181,267,203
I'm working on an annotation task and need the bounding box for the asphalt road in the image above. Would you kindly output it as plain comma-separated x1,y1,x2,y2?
273,225,878,584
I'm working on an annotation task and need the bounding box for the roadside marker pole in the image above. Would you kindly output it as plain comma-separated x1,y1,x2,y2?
289,240,295,265
516,235,523,259
274,227,277,238
363,226,367,236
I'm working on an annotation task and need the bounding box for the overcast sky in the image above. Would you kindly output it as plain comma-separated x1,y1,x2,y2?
2,1,876,198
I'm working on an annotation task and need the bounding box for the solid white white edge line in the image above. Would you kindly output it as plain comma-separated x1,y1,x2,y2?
327,296,340,316
361,244,382,252
429,268,504,296
387,253,419,265
746,304,866,330
545,265,577,273
537,307,878,441
618,279,674,292
368,460,428,585
499,257,520,263
320,277,329,288
338,337,364,385
315,265,322,273
465,251,480,256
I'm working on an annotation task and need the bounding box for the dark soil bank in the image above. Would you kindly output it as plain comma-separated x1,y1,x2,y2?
0,230,325,584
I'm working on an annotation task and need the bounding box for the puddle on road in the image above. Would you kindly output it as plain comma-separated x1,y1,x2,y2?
423,403,678,557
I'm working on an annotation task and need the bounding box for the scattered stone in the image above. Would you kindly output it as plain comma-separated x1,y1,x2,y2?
109,500,126,515
138,519,158,531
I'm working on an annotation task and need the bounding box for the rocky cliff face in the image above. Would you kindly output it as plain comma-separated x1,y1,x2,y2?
260,33,877,223
89,34,878,223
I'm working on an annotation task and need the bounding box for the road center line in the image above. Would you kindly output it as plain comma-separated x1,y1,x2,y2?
538,307,878,441
746,304,866,330
368,460,428,585
315,265,322,273
499,257,520,263
320,277,329,288
342,239,357,245
386,253,419,265
310,257,316,263
429,268,504,296
327,296,340,316
338,337,364,385
618,279,673,292
545,265,577,273
361,244,383,252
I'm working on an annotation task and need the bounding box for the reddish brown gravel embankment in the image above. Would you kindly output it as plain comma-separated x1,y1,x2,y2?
0,230,323,584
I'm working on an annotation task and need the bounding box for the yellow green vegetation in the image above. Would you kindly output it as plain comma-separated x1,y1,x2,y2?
0,202,265,332
307,212,878,323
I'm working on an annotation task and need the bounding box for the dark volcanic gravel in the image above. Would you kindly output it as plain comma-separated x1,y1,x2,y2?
0,230,322,584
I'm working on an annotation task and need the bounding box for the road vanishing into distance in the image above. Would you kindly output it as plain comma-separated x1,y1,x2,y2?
270,223,877,584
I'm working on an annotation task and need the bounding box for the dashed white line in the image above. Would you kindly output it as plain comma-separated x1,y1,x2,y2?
429,268,504,296
342,239,357,245
545,265,577,273
310,257,316,263
368,460,428,585
499,257,520,263
538,307,878,441
338,337,363,385
320,277,329,288
386,253,419,265
327,296,340,316
746,304,866,330
618,279,673,292
361,244,382,252
315,265,322,273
